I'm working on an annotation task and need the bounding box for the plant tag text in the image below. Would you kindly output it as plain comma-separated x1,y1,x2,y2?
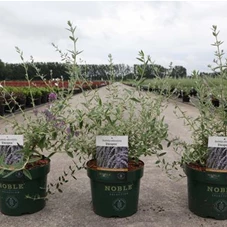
208,136,227,148
96,136,128,171
0,135,23,146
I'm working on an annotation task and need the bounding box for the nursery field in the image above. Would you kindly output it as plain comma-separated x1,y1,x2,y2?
125,76,227,105
126,77,227,90
1,80,108,88
0,83,225,227
0,80,108,116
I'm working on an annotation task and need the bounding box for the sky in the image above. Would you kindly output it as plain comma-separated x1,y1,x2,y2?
0,1,227,75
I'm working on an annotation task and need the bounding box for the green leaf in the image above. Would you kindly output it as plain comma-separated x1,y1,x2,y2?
167,141,171,147
52,132,57,140
79,120,83,129
130,98,140,103
38,136,46,151
69,36,75,41
158,152,166,157
23,169,32,180
67,151,74,158
47,152,56,158
98,97,102,106
27,156,42,163
106,116,113,125
0,169,5,176
136,57,144,63
137,67,143,75
137,78,146,86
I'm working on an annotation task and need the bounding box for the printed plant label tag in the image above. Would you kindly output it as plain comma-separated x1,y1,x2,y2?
0,135,23,146
208,136,227,148
207,136,227,170
96,136,128,171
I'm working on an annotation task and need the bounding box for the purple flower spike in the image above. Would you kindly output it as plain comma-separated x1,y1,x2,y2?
33,109,39,116
54,119,66,129
48,92,57,102
42,109,56,121
66,126,80,140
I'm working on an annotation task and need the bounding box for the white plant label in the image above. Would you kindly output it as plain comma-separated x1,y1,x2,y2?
0,135,23,146
96,135,128,147
208,136,227,148
96,135,128,170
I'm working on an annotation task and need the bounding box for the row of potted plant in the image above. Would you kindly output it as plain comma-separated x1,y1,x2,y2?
0,21,227,221
0,80,108,116
2,80,108,89
124,76,224,106
0,86,51,116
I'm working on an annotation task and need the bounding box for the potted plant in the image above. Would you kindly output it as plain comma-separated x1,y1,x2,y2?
0,25,89,215
0,87,5,116
171,25,227,220
5,87,27,110
45,21,170,218
83,77,170,217
56,31,170,218
0,76,85,216
39,87,50,104
24,87,42,107
0,87,16,114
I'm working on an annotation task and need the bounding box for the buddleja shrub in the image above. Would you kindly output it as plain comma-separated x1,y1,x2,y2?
171,25,227,172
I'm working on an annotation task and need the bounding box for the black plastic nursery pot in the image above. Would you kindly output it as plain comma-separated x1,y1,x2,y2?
182,94,190,102
185,164,227,220
15,97,27,110
41,93,48,104
26,96,41,107
87,159,144,218
0,158,50,216
0,101,4,116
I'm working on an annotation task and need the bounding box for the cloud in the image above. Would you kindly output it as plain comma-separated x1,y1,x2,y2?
0,1,227,75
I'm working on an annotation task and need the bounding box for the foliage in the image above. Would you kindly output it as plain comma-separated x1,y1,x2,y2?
72,81,169,163
0,21,171,178
172,25,227,170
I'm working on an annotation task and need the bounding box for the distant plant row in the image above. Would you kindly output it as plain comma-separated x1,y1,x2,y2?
125,76,227,105
0,80,108,116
